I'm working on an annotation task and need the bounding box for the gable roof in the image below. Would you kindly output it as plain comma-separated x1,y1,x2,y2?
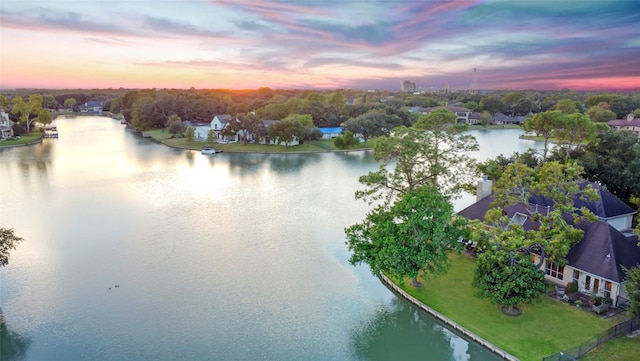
567,221,640,282
457,181,640,282
213,114,232,124
526,181,635,219
607,117,640,128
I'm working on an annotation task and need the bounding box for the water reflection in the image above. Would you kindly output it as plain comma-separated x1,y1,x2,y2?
0,310,31,361
351,296,490,361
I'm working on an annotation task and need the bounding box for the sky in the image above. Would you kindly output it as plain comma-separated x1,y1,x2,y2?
1,0,639,91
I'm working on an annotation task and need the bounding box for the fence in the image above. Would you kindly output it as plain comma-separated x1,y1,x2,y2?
542,317,640,360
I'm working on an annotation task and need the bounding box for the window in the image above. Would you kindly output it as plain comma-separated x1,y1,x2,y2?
604,281,612,298
545,262,564,280
510,212,528,226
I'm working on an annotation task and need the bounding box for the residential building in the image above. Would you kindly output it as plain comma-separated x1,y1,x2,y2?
421,106,472,124
607,113,640,137
1,111,14,139
459,178,639,307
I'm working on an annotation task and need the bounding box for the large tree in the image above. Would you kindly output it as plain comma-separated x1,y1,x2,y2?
572,129,640,204
553,113,603,159
0,228,23,267
356,109,478,205
11,94,46,133
472,228,547,314
345,186,467,286
523,110,563,161
624,265,640,318
343,109,401,145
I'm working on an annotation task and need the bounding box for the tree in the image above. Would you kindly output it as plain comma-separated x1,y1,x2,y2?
472,229,546,314
343,109,402,145
333,130,358,149
166,114,184,136
573,129,640,204
357,109,478,205
553,113,601,159
479,110,493,125
586,104,617,122
479,96,505,115
64,98,77,111
0,95,9,108
268,119,304,146
552,99,582,114
523,110,563,161
624,265,640,318
11,94,44,133
345,186,467,286
0,228,23,267
42,94,59,110
484,161,597,265
185,126,195,141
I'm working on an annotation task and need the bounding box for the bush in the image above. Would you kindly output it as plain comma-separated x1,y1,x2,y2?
567,281,578,293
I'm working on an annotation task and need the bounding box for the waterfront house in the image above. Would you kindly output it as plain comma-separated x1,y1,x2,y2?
420,106,473,124
459,178,639,307
1,111,14,139
492,112,525,125
188,121,214,141
80,101,104,113
607,114,640,137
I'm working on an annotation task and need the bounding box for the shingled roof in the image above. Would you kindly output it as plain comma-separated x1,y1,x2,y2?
458,181,640,282
566,221,640,282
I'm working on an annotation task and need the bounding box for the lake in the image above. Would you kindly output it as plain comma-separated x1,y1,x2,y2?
0,117,539,361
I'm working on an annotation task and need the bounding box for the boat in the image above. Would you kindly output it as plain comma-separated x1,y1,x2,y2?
201,146,216,155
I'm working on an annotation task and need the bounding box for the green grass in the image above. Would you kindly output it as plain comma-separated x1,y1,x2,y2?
143,129,371,153
580,335,640,361
395,253,619,361
0,131,43,147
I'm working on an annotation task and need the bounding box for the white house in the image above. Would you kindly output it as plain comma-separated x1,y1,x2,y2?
459,179,639,307
189,121,214,141
420,106,473,124
1,111,14,139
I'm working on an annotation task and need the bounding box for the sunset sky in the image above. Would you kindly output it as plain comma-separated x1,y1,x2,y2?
1,0,639,91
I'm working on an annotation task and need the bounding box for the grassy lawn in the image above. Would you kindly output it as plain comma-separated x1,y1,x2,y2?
580,335,640,361
0,131,43,147
143,128,371,153
396,253,620,361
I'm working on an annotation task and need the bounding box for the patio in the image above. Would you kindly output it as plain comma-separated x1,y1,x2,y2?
549,286,625,319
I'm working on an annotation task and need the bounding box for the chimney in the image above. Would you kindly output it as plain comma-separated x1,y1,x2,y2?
477,176,493,202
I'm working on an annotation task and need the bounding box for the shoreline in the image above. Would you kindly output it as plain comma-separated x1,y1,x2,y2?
379,273,518,361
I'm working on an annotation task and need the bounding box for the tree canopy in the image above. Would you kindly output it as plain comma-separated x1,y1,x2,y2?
356,109,478,205
472,228,547,313
345,186,467,286
0,228,23,267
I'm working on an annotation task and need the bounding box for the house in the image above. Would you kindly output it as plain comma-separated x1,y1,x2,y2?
80,101,104,113
607,114,640,137
492,112,525,125
1,111,14,139
421,106,473,124
259,120,300,146
459,178,639,307
188,121,213,141
210,114,233,141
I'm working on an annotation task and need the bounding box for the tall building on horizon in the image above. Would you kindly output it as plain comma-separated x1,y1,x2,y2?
470,68,478,94
401,80,417,92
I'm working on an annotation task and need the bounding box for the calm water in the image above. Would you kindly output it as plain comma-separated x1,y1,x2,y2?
0,117,538,361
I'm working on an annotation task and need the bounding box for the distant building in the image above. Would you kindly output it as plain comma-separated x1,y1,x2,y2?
1,111,14,139
401,80,416,92
607,113,640,137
